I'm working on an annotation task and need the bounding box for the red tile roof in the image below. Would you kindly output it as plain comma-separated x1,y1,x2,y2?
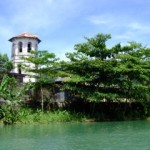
9,32,41,43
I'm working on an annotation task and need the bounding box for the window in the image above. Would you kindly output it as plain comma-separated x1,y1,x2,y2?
12,43,15,57
12,43,15,50
28,42,32,52
18,64,22,74
35,44,38,50
18,42,23,52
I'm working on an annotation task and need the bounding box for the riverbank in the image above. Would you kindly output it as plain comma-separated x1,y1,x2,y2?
0,107,147,125
0,108,91,125
19,109,90,124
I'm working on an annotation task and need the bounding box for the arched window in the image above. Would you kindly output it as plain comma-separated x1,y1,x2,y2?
12,43,15,50
27,42,32,52
12,43,15,58
18,42,23,52
18,64,22,74
35,44,38,50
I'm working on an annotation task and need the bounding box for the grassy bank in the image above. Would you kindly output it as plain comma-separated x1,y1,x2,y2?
0,105,147,125
1,109,88,124
11,108,90,124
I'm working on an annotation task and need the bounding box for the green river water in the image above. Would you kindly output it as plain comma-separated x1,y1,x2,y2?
0,121,150,150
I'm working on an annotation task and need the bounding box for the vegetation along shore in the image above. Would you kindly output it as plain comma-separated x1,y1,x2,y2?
1,33,150,125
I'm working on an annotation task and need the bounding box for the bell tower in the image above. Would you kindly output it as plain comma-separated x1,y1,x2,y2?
9,32,41,82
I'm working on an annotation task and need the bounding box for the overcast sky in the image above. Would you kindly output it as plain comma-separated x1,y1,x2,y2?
0,0,150,59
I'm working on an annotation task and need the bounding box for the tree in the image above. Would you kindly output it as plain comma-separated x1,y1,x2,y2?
0,54,13,81
22,50,60,111
0,74,30,125
63,33,150,104
112,42,150,103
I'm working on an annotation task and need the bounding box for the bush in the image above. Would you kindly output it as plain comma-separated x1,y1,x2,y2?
1,105,20,125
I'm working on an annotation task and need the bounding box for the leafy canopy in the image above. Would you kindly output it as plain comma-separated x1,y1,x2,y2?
63,33,150,102
22,50,61,111
22,50,60,84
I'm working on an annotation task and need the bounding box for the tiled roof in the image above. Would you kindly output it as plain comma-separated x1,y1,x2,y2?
9,32,41,43
16,32,38,38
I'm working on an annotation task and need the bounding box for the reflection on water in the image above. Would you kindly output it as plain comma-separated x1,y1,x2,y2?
0,121,150,150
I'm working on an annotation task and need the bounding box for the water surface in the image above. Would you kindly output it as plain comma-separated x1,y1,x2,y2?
0,121,150,150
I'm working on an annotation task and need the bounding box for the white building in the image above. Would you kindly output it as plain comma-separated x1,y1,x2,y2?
9,32,41,82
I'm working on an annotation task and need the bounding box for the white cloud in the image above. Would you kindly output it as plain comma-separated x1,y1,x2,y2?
0,0,85,59
128,22,150,33
114,31,134,41
0,0,82,33
87,13,150,44
1,0,150,59
87,14,113,25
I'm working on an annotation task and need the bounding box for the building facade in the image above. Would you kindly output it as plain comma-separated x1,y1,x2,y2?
9,32,41,82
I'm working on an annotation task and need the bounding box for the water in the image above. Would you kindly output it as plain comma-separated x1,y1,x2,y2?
0,121,150,150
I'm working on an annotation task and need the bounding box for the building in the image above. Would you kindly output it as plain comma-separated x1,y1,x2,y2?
9,32,41,82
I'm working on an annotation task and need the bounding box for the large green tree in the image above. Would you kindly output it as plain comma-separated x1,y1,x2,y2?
22,50,60,111
63,33,150,103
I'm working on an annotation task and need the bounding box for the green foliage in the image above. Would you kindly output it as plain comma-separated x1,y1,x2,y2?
22,50,61,111
17,109,88,124
1,105,20,125
0,75,17,101
0,75,31,125
0,75,29,103
63,33,150,103
0,54,13,81
22,50,59,81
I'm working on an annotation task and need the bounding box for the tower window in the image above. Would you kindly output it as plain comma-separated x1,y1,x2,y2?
28,42,32,52
18,42,23,52
35,44,38,50
18,64,22,74
12,43,15,58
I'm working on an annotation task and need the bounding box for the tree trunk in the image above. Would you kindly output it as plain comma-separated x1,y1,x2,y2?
41,85,44,112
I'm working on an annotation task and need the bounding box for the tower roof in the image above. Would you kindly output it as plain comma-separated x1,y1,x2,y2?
9,32,41,43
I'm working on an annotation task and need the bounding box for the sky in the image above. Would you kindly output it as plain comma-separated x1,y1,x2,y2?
0,0,150,60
